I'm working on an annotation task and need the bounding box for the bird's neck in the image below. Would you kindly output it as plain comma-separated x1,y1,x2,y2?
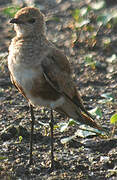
14,33,47,45
16,31,45,39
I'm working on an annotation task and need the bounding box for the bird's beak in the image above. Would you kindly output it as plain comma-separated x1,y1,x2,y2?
10,18,24,24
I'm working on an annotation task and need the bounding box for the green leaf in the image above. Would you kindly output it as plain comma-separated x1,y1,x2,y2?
98,93,114,104
97,13,112,26
53,124,59,130
0,156,7,160
84,54,96,68
19,136,23,143
68,119,76,126
48,16,60,22
85,54,93,63
3,6,21,18
101,93,114,100
72,8,82,22
89,107,102,118
110,113,117,124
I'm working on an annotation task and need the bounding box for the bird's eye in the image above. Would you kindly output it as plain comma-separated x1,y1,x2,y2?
28,18,35,24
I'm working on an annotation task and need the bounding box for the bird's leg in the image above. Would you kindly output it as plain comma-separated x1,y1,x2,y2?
29,103,35,165
49,108,54,170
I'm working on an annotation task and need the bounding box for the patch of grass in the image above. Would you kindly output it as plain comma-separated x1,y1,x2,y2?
70,1,117,52
3,6,21,18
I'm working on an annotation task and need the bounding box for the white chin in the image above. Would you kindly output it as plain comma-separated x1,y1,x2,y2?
15,25,26,37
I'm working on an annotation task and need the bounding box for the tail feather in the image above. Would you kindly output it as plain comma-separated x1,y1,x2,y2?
63,93,103,131
56,99,103,132
80,113,103,131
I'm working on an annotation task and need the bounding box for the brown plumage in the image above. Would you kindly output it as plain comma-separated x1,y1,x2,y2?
8,7,102,168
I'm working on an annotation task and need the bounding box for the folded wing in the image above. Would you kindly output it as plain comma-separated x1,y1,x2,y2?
41,48,102,130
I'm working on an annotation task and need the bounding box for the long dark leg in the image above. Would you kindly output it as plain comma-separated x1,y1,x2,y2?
29,103,35,165
49,109,54,170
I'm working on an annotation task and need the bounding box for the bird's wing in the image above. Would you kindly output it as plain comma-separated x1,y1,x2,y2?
41,48,77,98
41,48,103,130
9,72,28,100
41,48,92,118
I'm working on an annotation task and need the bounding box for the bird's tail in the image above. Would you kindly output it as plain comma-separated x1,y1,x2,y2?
56,98,103,132
79,112,103,131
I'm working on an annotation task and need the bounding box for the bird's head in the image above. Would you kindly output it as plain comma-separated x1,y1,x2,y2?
10,7,46,38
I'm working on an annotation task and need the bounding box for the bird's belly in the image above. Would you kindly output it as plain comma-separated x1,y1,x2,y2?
28,95,65,108
9,63,65,108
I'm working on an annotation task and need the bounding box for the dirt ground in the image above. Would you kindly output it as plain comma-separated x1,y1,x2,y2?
0,0,117,179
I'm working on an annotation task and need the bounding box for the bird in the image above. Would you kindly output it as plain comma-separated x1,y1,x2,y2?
8,7,103,171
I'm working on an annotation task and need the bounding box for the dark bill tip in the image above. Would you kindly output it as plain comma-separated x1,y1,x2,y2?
10,18,23,24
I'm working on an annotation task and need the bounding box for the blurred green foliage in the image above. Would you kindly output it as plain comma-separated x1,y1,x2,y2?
110,113,117,124
3,6,21,18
